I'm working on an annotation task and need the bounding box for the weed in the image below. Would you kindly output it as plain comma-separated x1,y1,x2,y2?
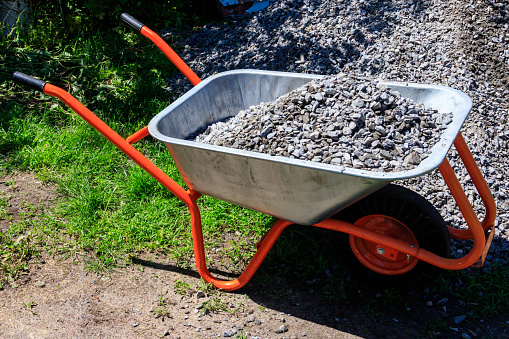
233,328,248,339
381,287,402,308
363,302,380,321
150,311,169,326
196,279,216,297
201,297,229,315
199,295,244,316
19,200,38,218
22,297,37,315
3,179,15,186
252,270,274,287
420,318,448,338
174,278,191,296
151,293,173,319
322,277,347,303
230,301,246,316
362,326,372,337
270,288,291,300
0,228,37,287
0,194,11,219
222,239,255,272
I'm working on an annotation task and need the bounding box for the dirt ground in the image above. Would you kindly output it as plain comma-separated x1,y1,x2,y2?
1,173,508,338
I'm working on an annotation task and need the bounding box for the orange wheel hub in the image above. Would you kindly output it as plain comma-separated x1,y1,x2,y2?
349,215,419,275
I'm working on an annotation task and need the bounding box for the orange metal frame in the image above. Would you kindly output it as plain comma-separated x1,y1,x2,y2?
27,21,496,291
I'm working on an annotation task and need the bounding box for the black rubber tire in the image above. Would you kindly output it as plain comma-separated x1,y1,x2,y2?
331,184,451,287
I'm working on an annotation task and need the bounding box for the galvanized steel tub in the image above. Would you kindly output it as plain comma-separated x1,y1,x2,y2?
148,70,472,225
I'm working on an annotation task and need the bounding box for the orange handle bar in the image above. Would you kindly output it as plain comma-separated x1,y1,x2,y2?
120,13,202,144
121,13,201,86
16,78,194,209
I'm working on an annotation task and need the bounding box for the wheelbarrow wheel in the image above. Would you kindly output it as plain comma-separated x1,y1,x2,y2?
331,184,451,287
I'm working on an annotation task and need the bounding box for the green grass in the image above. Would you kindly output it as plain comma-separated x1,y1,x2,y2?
0,19,273,287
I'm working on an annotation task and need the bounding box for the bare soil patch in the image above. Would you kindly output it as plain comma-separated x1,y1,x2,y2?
0,254,360,339
0,173,56,232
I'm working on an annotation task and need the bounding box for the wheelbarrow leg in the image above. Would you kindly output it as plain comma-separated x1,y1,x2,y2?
437,132,497,267
442,132,497,238
187,195,293,291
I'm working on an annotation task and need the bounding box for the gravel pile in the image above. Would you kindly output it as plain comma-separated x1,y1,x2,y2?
192,74,453,172
163,0,509,261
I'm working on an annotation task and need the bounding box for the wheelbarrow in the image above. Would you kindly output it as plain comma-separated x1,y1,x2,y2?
12,14,496,291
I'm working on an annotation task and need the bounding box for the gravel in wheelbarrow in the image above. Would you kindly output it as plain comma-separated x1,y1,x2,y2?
191,73,454,173
148,70,472,226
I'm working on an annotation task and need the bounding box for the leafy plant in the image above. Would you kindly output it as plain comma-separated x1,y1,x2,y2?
0,193,11,219
174,278,191,296
0,228,37,288
322,277,347,303
420,318,448,338
201,297,229,314
151,293,173,319
195,279,216,296
22,296,37,315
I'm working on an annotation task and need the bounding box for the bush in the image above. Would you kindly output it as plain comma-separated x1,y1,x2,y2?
28,0,221,34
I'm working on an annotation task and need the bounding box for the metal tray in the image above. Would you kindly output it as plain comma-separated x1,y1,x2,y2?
149,70,472,225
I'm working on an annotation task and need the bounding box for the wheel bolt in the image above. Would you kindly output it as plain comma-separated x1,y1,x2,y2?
376,247,385,255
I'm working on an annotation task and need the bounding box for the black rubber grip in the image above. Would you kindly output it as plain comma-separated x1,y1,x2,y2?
121,13,144,31
12,72,46,92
